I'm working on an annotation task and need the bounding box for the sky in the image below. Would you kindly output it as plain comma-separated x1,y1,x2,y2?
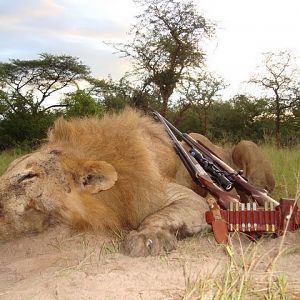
1,0,300,99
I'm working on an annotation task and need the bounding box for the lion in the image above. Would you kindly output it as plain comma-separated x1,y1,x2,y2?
0,108,275,256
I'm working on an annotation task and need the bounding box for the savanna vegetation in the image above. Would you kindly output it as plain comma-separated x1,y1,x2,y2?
0,0,299,152
0,1,299,298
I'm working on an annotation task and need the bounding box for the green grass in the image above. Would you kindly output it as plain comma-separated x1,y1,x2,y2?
261,145,300,201
0,149,27,175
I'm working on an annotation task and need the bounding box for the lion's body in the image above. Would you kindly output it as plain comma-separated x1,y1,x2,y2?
0,109,275,256
47,109,179,230
231,140,275,192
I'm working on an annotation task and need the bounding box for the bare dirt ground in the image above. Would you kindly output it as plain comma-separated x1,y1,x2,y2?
0,225,300,300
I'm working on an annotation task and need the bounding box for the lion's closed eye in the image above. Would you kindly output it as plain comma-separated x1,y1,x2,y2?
18,172,39,183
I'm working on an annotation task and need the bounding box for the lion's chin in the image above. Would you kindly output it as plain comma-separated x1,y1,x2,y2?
0,210,55,241
0,219,18,241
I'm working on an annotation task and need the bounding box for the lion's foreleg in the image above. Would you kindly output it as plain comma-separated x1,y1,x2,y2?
124,183,209,257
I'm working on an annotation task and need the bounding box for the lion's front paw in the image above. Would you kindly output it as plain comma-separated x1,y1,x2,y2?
123,228,176,257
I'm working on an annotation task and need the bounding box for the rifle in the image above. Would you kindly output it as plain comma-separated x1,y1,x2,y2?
154,111,300,243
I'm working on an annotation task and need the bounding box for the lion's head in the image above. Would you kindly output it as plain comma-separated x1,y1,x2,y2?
0,147,120,240
0,109,179,241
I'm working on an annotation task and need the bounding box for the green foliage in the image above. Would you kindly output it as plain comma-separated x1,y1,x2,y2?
223,95,270,142
0,53,90,115
86,77,132,112
62,90,104,117
0,53,91,149
0,111,56,150
178,72,226,135
172,95,299,146
85,76,159,113
207,100,238,142
168,106,204,133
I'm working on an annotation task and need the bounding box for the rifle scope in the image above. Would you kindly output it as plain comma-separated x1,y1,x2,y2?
190,148,234,191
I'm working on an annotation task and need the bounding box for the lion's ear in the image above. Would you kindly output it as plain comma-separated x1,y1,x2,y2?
80,161,118,194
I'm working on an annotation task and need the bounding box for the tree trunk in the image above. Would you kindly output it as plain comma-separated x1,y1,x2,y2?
173,103,191,125
203,109,208,136
275,98,281,147
160,96,169,117
160,87,174,117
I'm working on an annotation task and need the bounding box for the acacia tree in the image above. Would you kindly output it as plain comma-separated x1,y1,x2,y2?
0,53,90,116
84,77,137,111
61,90,104,118
0,53,90,148
82,76,159,113
115,0,215,116
249,51,300,146
179,72,225,135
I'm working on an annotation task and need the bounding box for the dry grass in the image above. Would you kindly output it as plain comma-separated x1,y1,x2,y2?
182,143,300,299
1,145,299,299
183,175,300,299
183,234,300,300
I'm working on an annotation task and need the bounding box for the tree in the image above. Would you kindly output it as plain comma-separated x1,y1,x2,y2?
0,53,90,116
62,90,104,118
0,53,90,148
293,100,300,128
0,110,56,150
115,0,215,116
249,51,300,146
179,72,225,135
85,77,135,112
205,96,271,143
85,76,159,112
207,100,236,142
230,95,271,141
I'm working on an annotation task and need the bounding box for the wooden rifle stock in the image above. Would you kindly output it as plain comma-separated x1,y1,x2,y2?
197,176,239,209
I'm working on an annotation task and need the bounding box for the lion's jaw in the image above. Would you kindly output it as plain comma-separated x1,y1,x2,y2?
0,146,127,240
0,149,71,239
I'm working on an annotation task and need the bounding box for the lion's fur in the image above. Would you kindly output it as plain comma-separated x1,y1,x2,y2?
0,108,275,255
231,140,275,192
45,108,178,230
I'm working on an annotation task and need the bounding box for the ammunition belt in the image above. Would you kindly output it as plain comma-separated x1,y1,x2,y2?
205,198,300,241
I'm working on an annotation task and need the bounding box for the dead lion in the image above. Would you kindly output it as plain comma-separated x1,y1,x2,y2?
0,108,274,256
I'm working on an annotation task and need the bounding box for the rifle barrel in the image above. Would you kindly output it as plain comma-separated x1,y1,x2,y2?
154,111,279,207
153,112,204,179
194,137,279,206
153,111,240,209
